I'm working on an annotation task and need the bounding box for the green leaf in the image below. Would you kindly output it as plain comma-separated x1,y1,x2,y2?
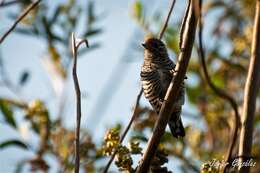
0,100,16,128
84,28,102,37
130,135,148,142
0,140,28,150
161,132,173,142
186,86,201,104
87,1,96,26
132,1,143,19
165,27,179,54
19,71,30,86
211,74,225,88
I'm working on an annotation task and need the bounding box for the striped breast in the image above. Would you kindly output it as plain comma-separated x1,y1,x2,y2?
140,65,173,113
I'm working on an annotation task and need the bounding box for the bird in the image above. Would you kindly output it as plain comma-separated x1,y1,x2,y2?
140,37,185,138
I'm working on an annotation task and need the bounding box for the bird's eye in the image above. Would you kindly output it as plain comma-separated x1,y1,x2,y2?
152,42,160,48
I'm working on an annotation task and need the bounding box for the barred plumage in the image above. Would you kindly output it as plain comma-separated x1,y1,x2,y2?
140,38,185,138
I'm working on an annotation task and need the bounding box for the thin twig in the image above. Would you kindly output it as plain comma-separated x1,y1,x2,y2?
71,33,89,173
136,1,198,172
197,1,240,172
238,0,260,172
103,88,143,173
158,0,176,40
0,0,21,7
0,0,41,44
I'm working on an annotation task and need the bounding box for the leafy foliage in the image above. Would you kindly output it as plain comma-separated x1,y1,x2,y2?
0,0,259,173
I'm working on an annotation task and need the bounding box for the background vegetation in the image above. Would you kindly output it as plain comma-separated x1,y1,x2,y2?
0,0,259,173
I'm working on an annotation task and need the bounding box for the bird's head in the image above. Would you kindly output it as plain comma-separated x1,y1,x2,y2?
142,38,167,55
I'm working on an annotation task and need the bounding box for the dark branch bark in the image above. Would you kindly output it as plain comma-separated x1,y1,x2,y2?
136,1,199,172
238,1,260,172
197,1,240,172
71,33,89,173
0,0,41,44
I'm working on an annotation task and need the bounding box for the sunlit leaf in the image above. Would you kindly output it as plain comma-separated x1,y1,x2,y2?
131,1,143,20
186,86,201,104
211,74,225,89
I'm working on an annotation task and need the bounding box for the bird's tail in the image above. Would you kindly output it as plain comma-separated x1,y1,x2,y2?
168,110,185,138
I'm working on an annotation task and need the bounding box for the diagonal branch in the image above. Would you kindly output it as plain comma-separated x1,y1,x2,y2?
238,1,260,173
136,1,199,172
0,0,41,44
197,1,240,172
158,0,176,40
71,33,89,173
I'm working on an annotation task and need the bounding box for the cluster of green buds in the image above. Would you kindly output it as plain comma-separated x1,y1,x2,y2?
128,141,142,154
151,147,172,173
103,129,120,156
115,145,134,172
24,100,50,136
102,127,143,172
25,100,48,120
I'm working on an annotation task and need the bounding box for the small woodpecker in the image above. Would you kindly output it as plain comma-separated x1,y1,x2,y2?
140,37,185,138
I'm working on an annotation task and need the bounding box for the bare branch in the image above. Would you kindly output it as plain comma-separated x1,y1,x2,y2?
0,0,41,44
71,33,89,173
136,1,199,172
197,1,240,172
238,0,260,172
158,0,176,39
103,88,143,173
0,0,21,7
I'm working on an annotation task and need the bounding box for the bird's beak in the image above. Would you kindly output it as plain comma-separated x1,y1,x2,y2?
141,43,147,49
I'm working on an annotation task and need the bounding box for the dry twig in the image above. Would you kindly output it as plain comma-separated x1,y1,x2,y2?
0,0,21,7
71,33,89,173
158,0,176,40
0,0,41,44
